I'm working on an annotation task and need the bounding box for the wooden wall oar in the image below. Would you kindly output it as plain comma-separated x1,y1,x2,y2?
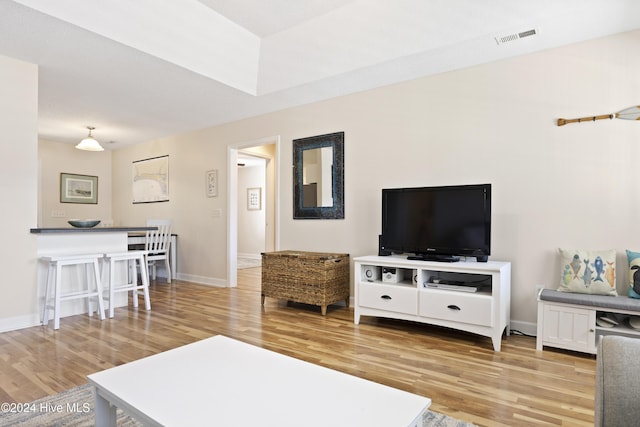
557,106,640,126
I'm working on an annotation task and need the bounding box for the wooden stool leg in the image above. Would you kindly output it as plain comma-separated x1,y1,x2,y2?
92,259,106,321
131,259,139,303
140,255,151,311
165,258,171,283
53,263,63,330
130,259,139,309
42,262,54,325
85,263,94,316
108,257,116,318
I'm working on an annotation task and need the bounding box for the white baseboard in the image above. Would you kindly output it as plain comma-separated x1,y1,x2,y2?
177,273,227,287
238,252,261,260
510,320,537,337
0,313,41,333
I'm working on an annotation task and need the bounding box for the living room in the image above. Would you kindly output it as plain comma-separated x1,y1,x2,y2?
1,2,640,426
30,27,640,337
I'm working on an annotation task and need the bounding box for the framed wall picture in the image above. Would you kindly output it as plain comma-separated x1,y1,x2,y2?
60,173,98,204
132,155,169,204
247,187,261,210
206,169,218,197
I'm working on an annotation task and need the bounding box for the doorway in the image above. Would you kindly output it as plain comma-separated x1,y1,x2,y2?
237,153,266,265
227,137,279,287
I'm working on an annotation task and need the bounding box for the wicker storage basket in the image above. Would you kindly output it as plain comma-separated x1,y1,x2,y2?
261,251,350,315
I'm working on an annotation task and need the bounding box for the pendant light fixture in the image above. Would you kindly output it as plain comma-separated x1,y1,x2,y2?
75,126,104,151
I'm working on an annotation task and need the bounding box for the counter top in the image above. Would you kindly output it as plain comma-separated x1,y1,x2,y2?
30,226,155,234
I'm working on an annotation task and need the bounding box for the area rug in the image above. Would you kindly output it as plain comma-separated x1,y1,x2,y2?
0,384,476,426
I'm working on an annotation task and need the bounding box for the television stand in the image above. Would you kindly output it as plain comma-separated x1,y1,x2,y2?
354,255,511,351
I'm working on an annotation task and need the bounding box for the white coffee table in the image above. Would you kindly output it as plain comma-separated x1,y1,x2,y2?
88,335,431,427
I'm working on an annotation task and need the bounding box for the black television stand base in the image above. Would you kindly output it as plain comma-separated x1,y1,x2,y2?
407,255,460,263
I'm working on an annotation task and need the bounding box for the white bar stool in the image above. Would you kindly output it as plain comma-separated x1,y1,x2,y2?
41,253,106,330
102,251,150,318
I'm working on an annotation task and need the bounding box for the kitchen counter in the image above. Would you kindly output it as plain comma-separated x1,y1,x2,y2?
30,226,155,233
32,226,157,324
31,226,177,281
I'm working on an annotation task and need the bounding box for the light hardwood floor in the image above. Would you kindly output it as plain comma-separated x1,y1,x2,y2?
0,267,596,426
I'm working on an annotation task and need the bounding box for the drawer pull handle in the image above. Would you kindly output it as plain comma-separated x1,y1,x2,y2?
381,295,392,300
447,305,461,311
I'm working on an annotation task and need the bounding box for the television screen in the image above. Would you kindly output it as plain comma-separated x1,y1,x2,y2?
381,184,491,262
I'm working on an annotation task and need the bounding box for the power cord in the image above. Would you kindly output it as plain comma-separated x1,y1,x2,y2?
510,329,536,338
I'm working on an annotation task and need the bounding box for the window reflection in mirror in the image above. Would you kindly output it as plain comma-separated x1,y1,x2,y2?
293,132,344,219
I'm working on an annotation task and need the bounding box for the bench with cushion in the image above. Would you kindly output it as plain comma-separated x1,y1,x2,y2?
536,289,640,354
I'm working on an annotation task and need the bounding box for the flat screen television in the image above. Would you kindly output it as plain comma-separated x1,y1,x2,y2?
381,184,491,262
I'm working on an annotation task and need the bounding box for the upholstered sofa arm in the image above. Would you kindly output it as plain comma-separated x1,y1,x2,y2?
595,335,640,426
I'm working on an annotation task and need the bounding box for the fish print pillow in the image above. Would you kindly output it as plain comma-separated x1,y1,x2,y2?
557,249,617,296
626,250,640,298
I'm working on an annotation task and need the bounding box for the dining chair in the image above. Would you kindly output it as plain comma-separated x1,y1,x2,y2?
145,219,172,283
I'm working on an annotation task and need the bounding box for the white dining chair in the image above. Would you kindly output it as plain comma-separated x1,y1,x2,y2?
145,219,172,283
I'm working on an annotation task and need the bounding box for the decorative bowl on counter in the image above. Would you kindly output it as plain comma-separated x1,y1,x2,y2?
68,219,101,228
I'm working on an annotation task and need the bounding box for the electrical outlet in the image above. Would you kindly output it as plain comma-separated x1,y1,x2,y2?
51,210,66,218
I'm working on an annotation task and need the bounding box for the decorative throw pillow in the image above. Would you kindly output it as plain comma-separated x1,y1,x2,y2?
626,250,640,298
557,249,617,296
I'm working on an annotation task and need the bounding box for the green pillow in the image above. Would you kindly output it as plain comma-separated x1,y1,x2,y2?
558,249,617,296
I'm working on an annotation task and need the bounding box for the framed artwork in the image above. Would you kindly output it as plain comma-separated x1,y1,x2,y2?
247,187,261,210
206,169,218,197
60,173,98,204
132,155,169,204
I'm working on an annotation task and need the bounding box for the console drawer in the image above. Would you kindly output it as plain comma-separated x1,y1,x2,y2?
358,283,417,315
419,290,492,326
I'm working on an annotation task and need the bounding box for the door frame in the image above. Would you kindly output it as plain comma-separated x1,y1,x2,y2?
227,136,280,287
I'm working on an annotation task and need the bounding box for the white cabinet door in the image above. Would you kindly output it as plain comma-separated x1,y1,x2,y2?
541,303,596,353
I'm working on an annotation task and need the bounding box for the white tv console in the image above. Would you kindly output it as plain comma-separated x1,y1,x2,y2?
354,255,511,351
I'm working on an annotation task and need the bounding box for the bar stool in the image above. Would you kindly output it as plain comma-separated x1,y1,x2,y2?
102,251,150,318
41,253,106,330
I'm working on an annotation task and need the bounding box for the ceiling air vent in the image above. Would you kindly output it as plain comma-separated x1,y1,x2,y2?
494,28,539,45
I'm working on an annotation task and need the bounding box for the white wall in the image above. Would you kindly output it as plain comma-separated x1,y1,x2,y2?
38,139,112,227
108,30,640,331
112,132,228,285
0,54,38,331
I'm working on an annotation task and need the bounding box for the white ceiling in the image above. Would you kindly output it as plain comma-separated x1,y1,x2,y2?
1,0,640,148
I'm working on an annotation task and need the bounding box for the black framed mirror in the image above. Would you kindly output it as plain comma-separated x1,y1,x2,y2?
293,132,344,219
